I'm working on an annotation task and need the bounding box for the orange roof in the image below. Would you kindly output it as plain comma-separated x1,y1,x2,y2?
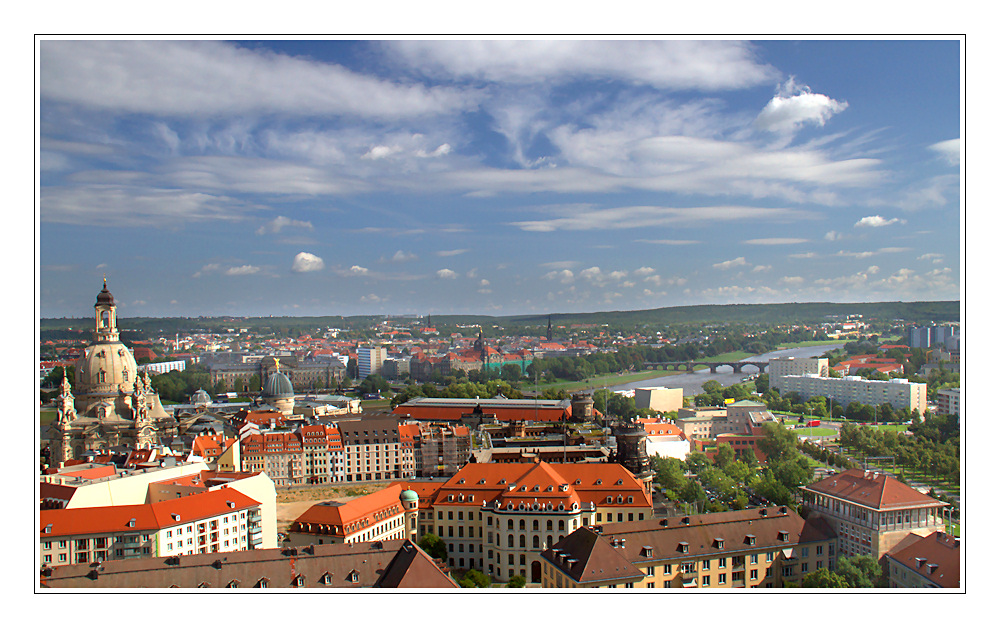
53,465,118,480
40,487,259,537
428,462,651,510
294,485,407,533
887,531,960,588
643,422,684,437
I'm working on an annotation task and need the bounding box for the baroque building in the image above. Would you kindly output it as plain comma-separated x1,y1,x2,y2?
49,281,176,466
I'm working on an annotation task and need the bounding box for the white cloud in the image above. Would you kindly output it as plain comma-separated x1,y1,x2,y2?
41,40,475,119
713,257,748,270
752,265,772,272
362,145,403,160
384,40,780,90
436,249,469,257
390,250,418,262
480,279,490,287
634,267,656,275
855,215,905,228
918,253,945,263
743,238,808,245
780,276,805,285
755,78,848,135
835,250,876,259
291,252,325,273
416,143,452,158
349,265,369,275
824,230,842,241
929,138,960,166
544,269,575,284
436,268,458,279
225,264,260,276
193,263,220,278
360,294,383,303
511,205,817,232
257,215,313,235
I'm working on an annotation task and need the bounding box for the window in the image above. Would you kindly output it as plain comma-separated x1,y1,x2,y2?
802,547,809,558
702,575,710,586
43,541,51,550
816,545,823,555
719,557,726,569
750,554,758,565
718,573,726,585
766,552,774,562
702,560,711,570
750,569,758,580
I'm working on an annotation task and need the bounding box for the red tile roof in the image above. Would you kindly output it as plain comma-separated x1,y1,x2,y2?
40,487,260,538
887,531,960,588
805,469,947,510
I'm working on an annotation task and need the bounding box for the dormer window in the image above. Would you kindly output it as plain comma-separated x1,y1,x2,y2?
595,479,602,485
322,573,332,585
714,538,725,550
778,531,789,542
627,496,633,504
615,479,623,485
746,534,756,546
293,575,305,587
349,570,360,583
678,542,689,554
256,578,268,588
227,580,240,588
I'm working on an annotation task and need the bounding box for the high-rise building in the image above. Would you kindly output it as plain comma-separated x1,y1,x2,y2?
357,346,388,378
774,374,926,414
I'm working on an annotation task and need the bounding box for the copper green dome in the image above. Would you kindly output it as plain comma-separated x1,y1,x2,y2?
400,489,419,503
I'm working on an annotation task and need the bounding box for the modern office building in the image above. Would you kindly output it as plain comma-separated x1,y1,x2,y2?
357,346,388,379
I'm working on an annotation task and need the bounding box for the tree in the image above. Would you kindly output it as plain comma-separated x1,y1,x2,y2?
418,533,447,561
507,575,526,588
714,443,736,469
42,366,74,388
802,568,850,588
836,555,881,588
459,569,492,588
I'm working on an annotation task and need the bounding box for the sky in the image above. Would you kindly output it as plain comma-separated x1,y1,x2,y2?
37,38,962,319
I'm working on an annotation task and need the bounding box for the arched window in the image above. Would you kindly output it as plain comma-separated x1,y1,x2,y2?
558,520,565,531
519,519,526,530
507,534,514,547
532,520,539,531
519,535,526,548
546,520,553,531
547,535,553,548
507,520,514,530
532,535,539,549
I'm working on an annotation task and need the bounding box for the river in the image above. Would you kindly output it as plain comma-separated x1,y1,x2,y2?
592,342,846,397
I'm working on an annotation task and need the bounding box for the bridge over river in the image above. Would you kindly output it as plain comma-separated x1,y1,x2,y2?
642,360,769,374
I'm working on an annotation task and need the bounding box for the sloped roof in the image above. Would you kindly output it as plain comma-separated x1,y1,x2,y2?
887,531,960,588
40,487,259,538
293,485,405,531
373,540,460,588
804,469,947,510
40,540,456,589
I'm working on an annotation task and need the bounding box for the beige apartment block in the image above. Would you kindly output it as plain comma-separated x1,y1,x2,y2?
634,387,683,413
540,507,837,588
774,374,926,414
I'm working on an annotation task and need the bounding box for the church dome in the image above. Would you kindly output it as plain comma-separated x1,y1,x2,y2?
263,370,294,398
400,489,419,503
75,341,138,397
95,281,116,307
191,389,212,405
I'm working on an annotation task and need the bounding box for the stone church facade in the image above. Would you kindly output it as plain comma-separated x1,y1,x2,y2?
49,281,176,466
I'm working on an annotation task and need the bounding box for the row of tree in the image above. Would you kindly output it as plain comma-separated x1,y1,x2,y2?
838,420,960,487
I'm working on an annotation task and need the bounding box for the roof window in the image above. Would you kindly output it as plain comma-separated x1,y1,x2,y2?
678,542,689,553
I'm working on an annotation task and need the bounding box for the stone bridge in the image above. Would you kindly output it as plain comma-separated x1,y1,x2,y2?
642,361,769,374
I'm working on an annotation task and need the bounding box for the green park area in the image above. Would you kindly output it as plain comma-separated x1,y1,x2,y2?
532,369,665,394
795,427,838,438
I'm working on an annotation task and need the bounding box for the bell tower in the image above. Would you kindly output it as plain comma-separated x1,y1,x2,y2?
94,277,119,343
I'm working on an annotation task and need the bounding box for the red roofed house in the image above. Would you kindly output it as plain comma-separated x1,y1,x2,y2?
40,486,262,568
191,434,235,464
801,468,948,563
886,530,960,588
287,483,417,546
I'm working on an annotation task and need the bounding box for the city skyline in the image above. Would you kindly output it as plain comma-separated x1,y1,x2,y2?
39,39,962,318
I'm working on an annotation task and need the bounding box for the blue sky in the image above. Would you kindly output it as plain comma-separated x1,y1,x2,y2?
38,39,961,318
